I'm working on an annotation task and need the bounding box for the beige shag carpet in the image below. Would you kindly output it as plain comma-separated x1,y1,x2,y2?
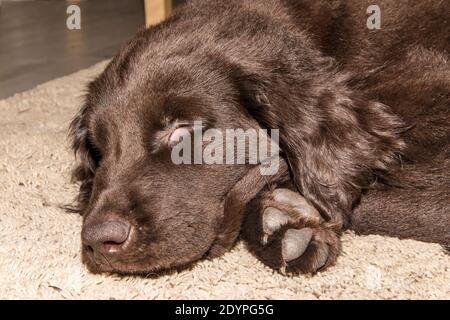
0,61,449,300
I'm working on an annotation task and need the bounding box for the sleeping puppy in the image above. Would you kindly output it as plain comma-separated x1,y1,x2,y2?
69,0,450,275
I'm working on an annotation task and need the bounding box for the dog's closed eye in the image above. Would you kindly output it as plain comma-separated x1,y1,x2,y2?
168,126,191,147
152,120,207,153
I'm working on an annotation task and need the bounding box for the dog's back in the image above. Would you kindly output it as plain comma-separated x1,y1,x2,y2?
282,0,449,245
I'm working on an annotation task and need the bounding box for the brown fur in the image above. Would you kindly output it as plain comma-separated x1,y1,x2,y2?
69,0,450,275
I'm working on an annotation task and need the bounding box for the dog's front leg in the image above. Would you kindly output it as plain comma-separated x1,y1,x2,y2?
242,187,341,274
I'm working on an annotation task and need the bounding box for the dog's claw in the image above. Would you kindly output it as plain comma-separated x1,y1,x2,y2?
261,234,269,245
262,207,289,236
279,265,286,275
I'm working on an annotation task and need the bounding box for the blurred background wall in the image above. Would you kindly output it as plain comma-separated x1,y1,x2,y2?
0,0,184,98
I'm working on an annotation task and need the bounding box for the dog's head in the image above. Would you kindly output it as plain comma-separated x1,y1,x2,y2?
69,33,287,274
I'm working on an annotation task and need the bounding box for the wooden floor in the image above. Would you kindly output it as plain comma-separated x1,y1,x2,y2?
0,0,145,99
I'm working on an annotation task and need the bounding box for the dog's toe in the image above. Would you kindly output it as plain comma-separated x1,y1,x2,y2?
281,228,313,262
272,188,323,223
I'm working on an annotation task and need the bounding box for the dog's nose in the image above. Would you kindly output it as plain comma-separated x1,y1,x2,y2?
82,219,131,254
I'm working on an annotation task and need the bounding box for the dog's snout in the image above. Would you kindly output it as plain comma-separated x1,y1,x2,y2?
82,218,131,254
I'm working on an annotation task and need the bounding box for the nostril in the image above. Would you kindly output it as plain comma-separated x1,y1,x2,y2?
82,219,131,254
85,245,94,254
104,241,122,246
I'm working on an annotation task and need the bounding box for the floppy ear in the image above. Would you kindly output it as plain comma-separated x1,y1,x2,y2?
232,66,406,227
208,160,290,258
68,103,99,214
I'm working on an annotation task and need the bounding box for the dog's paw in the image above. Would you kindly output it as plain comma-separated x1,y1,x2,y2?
261,188,323,244
244,188,341,274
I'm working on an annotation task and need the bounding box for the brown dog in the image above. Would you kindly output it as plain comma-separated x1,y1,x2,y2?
69,0,449,275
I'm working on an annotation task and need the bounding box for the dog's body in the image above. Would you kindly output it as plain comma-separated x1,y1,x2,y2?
289,0,450,245
70,0,449,275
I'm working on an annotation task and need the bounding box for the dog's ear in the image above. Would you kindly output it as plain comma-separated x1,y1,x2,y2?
208,160,290,258
232,65,407,226
68,102,99,214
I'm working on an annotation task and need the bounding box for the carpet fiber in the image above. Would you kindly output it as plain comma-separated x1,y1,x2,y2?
1,62,449,299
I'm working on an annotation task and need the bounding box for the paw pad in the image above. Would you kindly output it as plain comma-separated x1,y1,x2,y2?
282,228,313,262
